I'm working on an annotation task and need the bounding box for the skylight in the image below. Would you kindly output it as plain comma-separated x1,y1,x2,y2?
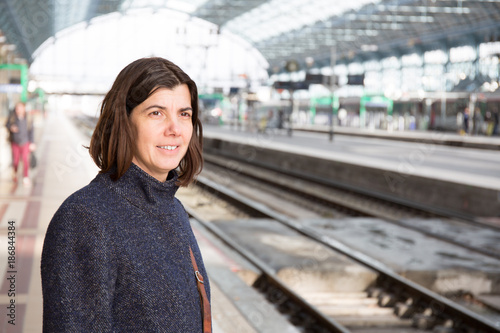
224,0,379,43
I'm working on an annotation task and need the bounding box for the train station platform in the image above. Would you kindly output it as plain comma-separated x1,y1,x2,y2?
292,124,500,150
0,111,301,332
0,111,98,332
0,110,498,332
203,124,500,219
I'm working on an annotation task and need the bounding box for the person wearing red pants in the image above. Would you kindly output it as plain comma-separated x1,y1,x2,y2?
6,102,35,186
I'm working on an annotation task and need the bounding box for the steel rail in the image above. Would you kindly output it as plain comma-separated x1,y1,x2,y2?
204,146,497,229
185,205,350,333
203,153,500,260
194,175,500,332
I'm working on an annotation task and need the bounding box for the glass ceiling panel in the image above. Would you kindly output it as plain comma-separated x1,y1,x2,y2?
2,0,499,69
121,0,209,13
54,0,92,33
224,0,379,43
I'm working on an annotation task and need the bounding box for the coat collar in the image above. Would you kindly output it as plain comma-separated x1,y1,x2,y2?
97,163,179,213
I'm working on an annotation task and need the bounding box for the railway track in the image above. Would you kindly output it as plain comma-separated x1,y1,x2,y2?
188,176,500,333
202,153,500,260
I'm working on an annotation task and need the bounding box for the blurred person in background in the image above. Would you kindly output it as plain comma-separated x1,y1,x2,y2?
472,106,481,136
5,101,35,186
462,106,470,135
493,107,499,136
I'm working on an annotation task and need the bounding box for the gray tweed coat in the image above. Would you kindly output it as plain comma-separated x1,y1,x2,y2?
41,164,210,332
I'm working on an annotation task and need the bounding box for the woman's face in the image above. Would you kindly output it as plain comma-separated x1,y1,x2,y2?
15,103,26,118
130,85,193,182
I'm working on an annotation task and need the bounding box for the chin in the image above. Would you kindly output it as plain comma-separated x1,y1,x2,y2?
157,164,177,173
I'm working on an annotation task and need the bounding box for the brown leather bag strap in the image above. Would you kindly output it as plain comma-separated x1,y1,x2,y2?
189,247,212,333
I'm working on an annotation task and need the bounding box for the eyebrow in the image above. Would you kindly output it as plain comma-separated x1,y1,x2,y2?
143,105,193,112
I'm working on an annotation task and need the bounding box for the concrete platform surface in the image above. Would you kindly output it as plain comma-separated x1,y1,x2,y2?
294,123,500,150
204,125,500,191
203,125,500,217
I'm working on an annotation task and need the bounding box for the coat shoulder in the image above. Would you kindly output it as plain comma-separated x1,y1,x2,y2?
48,175,115,233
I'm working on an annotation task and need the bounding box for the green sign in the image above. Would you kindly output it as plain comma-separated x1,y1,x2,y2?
0,64,28,102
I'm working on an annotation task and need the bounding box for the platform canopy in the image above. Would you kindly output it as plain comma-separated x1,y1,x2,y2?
1,0,500,72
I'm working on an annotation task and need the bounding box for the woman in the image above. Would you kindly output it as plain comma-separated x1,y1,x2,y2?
5,101,35,186
41,57,211,332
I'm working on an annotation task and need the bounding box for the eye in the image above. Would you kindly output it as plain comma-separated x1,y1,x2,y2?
149,110,162,116
181,111,192,118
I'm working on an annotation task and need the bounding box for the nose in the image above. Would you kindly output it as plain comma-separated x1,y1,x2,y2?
164,116,181,136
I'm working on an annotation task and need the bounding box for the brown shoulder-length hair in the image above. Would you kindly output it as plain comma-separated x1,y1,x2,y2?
89,57,203,186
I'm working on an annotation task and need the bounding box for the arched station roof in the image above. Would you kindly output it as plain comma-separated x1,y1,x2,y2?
1,0,500,72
